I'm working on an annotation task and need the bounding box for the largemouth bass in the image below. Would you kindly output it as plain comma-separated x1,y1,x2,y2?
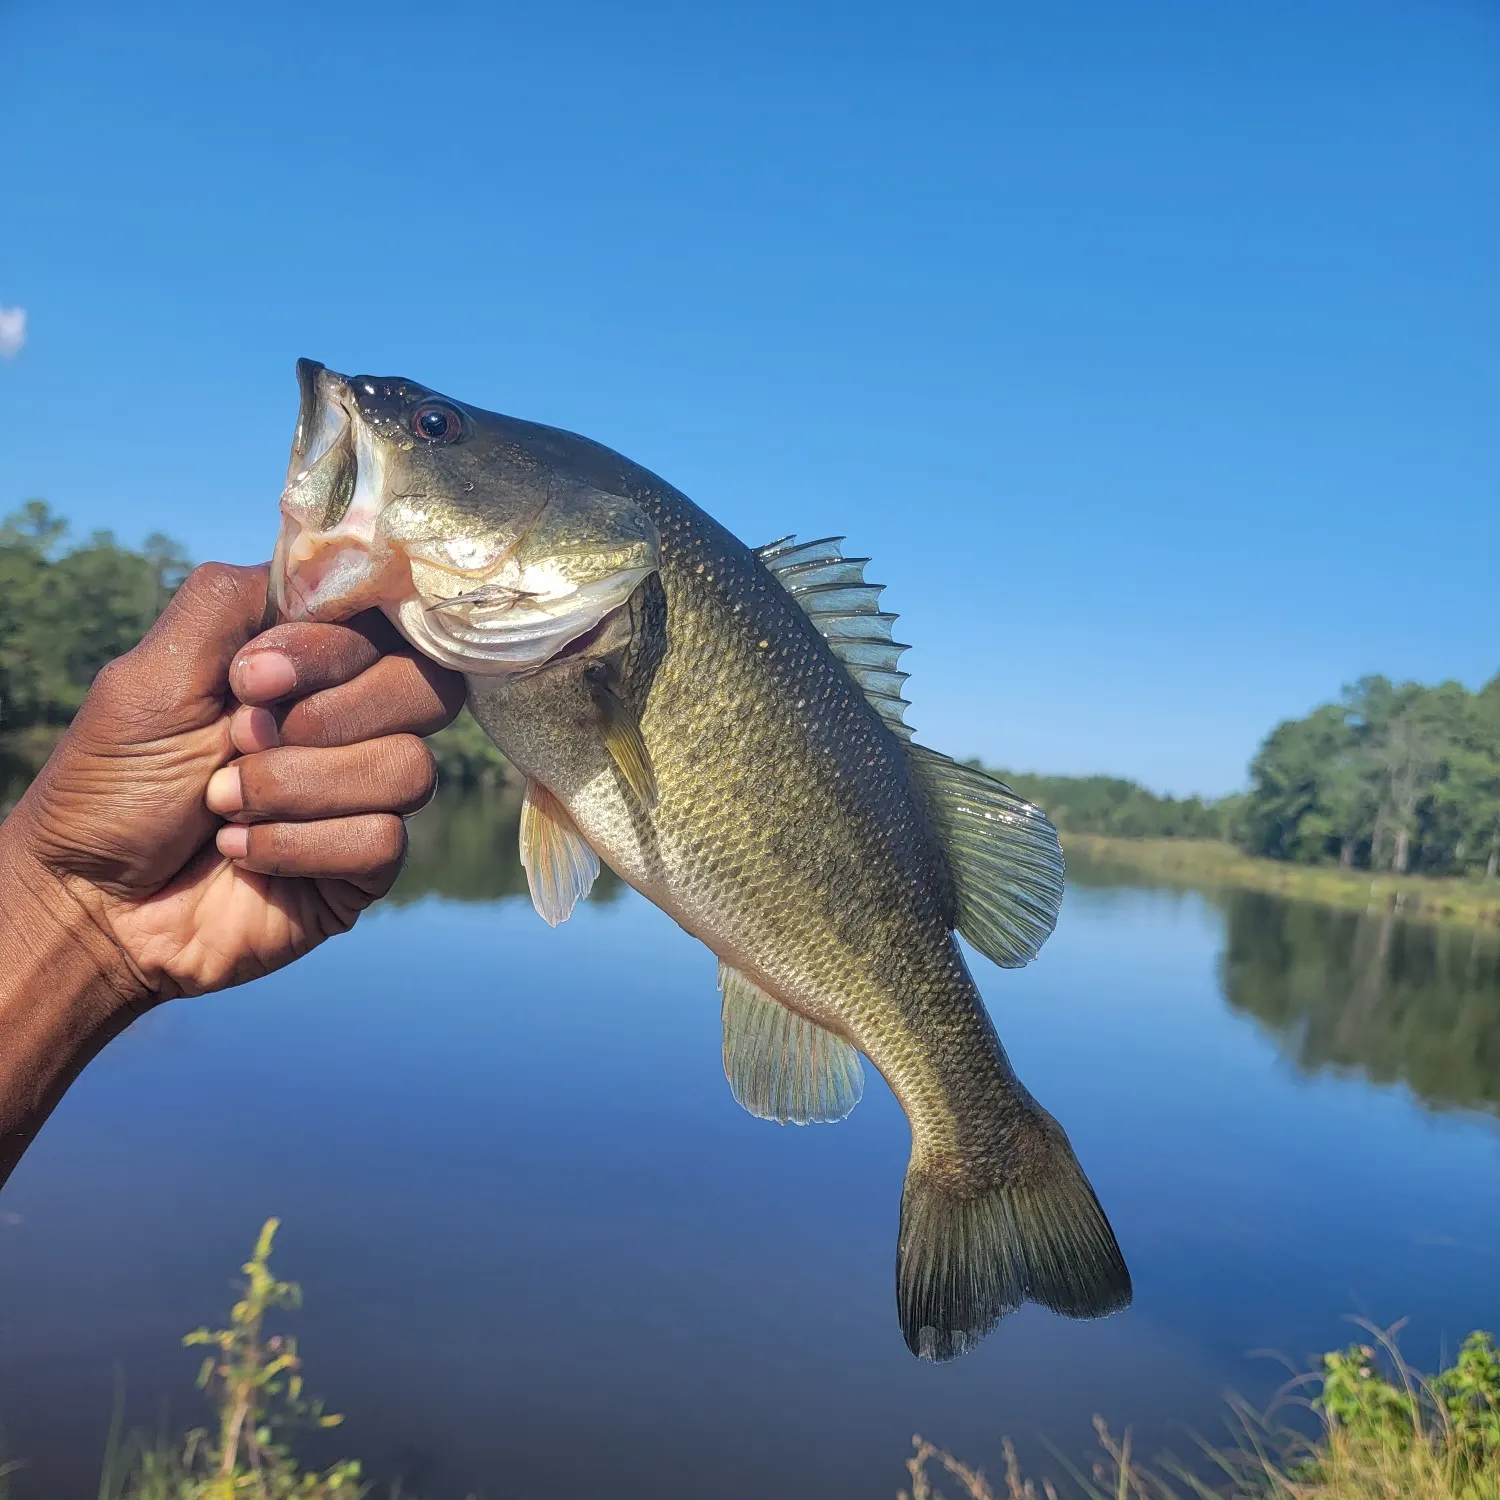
272,359,1131,1359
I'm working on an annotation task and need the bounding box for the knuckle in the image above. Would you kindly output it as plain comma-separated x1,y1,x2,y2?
178,561,246,610
87,654,132,700
283,692,343,748
234,752,280,812
81,652,153,725
247,823,289,875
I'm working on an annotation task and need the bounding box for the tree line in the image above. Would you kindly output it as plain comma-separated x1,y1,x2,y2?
989,769,1231,841
0,500,191,730
5,501,1499,879
1,500,192,802
994,673,1500,879
1236,676,1500,879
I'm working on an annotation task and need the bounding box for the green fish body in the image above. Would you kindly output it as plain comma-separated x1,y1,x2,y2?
274,360,1131,1359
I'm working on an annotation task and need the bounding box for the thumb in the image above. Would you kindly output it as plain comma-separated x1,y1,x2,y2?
130,562,274,706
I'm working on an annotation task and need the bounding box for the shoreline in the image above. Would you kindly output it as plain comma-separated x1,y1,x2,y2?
1062,833,1500,929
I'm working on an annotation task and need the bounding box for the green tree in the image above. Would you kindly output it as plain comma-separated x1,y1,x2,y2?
1,501,191,806
1239,674,1500,877
1240,703,1359,862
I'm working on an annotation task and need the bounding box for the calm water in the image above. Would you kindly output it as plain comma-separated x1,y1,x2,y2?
1,793,1497,1497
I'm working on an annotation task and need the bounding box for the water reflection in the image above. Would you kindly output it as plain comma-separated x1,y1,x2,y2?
6,795,1499,1500
1065,843,1500,1117
393,784,623,907
399,795,1500,1116
1220,890,1500,1117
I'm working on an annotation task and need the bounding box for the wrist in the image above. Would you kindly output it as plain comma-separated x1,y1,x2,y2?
0,816,152,1185
0,817,150,1029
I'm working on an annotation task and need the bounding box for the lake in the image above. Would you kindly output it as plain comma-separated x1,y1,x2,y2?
1,791,1497,1498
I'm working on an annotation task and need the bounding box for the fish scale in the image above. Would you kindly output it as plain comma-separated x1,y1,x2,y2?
273,359,1131,1360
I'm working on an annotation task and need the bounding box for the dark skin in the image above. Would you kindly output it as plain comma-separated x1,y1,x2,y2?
0,562,466,1188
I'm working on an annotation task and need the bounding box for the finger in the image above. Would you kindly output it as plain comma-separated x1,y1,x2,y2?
90,564,272,717
277,651,467,748
216,814,407,892
229,704,281,755
230,611,401,705
206,736,437,822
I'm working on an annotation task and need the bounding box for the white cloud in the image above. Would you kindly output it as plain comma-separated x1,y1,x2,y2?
0,307,27,358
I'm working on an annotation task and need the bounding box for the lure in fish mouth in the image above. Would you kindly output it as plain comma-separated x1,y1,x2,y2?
274,358,659,673
272,359,1131,1363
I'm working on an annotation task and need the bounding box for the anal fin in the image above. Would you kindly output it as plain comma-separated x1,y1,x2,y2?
719,963,864,1125
520,779,600,926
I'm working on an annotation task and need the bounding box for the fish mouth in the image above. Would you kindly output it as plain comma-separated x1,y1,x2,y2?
273,359,401,623
291,356,326,469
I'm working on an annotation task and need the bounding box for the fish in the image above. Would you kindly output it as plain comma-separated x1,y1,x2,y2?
272,358,1131,1360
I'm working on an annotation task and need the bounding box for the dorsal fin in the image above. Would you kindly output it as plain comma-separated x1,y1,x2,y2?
755,535,914,739
757,533,1063,968
905,744,1064,968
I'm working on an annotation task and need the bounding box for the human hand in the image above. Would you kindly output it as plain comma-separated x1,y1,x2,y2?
0,561,466,1006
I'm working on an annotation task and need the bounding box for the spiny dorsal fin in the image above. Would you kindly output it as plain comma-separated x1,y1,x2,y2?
719,962,865,1125
905,744,1064,968
586,664,658,808
756,535,914,739
519,779,600,926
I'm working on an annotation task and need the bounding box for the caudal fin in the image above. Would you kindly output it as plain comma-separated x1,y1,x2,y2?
896,1116,1131,1361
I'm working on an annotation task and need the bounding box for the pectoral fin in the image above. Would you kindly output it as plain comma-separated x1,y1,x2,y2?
586,665,658,809
520,779,600,926
719,963,864,1125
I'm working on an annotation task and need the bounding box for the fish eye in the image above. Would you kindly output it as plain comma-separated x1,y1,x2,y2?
414,405,462,443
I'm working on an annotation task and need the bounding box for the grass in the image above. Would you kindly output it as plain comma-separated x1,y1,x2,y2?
905,1320,1500,1500
1,1228,1494,1498
1062,835,1500,930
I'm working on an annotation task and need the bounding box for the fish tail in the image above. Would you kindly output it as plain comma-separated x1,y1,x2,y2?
896,1109,1131,1361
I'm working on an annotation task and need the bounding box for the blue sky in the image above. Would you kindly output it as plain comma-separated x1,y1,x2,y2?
1,0,1495,795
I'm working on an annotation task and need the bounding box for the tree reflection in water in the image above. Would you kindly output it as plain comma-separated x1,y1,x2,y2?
1219,890,1500,1117
397,805,1500,1118
391,785,624,909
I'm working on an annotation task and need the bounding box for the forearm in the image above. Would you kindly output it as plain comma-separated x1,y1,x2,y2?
0,824,148,1189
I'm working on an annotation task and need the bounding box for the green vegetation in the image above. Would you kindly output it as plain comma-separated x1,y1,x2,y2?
2,1226,1493,1499
995,675,1500,894
905,1322,1500,1500
983,677,1500,930
986,770,1236,842
1239,677,1500,879
1062,835,1500,929
0,501,191,805
422,714,507,794
4,1221,370,1499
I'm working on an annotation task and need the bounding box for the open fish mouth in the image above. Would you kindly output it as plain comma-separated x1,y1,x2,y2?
271,359,659,673
273,360,381,622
